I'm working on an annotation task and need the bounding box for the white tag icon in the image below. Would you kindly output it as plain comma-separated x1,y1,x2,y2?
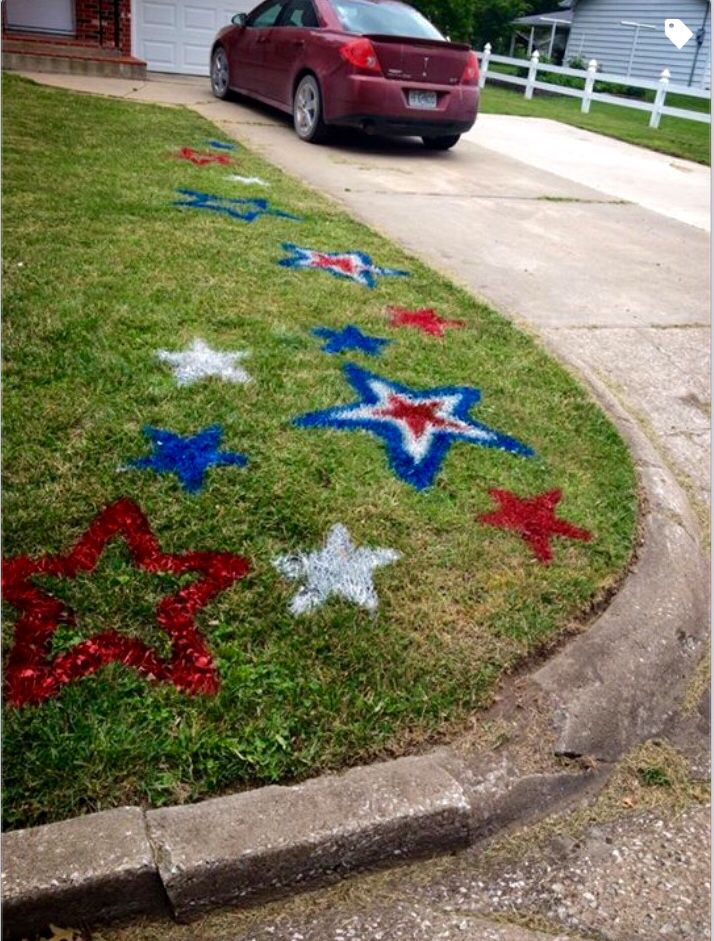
664,18,694,49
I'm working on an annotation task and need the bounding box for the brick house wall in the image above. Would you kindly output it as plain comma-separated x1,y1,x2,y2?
75,0,132,55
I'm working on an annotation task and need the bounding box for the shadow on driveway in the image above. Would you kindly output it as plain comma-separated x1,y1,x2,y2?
225,91,457,160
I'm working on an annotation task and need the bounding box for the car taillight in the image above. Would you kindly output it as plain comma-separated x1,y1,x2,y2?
461,50,479,85
339,37,382,74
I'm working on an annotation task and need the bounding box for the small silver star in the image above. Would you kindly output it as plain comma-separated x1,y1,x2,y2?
156,338,251,386
273,523,400,615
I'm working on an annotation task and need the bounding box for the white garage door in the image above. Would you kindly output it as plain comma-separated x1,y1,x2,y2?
134,0,252,75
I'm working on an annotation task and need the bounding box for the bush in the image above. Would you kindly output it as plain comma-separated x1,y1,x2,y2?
531,56,647,99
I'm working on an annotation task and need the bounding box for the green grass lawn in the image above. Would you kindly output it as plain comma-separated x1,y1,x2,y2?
2,74,637,831
480,81,711,165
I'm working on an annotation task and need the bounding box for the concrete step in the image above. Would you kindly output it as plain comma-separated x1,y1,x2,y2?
3,49,146,80
4,37,124,58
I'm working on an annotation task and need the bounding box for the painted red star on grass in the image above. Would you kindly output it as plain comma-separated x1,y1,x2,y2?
177,147,232,167
387,306,466,338
479,489,592,564
375,394,467,439
2,498,250,707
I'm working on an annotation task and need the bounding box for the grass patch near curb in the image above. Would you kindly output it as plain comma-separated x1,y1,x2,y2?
480,83,710,165
3,74,636,830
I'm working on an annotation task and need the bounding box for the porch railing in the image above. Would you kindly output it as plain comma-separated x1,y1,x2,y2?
98,0,121,50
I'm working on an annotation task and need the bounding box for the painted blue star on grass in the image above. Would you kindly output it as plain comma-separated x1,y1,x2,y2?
294,363,534,490
174,189,301,223
207,139,237,150
312,324,391,357
127,426,248,493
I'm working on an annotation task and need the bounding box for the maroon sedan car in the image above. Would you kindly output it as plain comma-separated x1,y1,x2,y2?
210,0,479,149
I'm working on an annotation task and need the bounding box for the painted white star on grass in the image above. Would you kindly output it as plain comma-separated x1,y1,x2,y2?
156,338,251,386
226,174,270,187
273,523,401,615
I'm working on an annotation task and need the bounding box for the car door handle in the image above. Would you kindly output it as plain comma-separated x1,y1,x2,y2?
292,39,305,47
257,35,270,43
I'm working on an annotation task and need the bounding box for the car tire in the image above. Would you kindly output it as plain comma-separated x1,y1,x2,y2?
210,46,231,100
422,134,461,151
293,74,330,144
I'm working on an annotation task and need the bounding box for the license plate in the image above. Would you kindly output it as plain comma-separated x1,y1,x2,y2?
408,90,437,109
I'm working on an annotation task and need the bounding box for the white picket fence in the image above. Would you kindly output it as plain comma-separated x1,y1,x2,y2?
477,45,711,129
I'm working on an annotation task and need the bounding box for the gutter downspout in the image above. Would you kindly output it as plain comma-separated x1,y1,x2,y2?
688,0,710,86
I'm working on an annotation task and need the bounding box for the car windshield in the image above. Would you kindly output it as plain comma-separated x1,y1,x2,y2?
329,0,444,40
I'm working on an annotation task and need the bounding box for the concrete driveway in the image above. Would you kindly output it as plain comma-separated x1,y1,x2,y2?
21,71,711,509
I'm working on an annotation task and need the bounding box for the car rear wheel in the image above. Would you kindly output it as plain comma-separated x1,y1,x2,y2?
210,46,230,100
293,75,330,144
422,134,461,151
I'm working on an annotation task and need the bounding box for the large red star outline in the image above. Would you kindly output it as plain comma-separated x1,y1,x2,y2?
2,498,250,707
387,306,465,338
177,147,232,167
479,489,592,564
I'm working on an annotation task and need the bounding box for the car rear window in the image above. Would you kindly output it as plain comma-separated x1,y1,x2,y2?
329,0,444,39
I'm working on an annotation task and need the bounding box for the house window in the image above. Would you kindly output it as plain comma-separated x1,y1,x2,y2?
5,0,76,36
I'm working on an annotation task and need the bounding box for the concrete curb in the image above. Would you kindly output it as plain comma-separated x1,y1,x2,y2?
2,808,168,938
530,343,708,763
146,754,471,920
2,77,709,941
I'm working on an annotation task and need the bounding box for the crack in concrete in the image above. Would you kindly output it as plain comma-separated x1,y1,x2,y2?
545,323,709,331
663,429,711,441
341,190,627,204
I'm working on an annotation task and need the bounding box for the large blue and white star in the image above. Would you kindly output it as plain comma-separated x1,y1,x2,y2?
126,425,248,493
278,243,409,289
294,364,534,490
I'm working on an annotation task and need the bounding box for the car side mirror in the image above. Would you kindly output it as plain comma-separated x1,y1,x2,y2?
231,13,247,26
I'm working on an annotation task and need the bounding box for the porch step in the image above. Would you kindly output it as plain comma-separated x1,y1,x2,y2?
2,38,146,80
4,37,125,58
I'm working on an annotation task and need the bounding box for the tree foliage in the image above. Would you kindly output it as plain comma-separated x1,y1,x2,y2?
411,0,479,43
412,0,563,50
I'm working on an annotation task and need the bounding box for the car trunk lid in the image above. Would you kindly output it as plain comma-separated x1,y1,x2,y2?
365,34,470,85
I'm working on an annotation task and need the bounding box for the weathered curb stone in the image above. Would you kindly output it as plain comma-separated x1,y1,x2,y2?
145,754,471,919
531,345,709,762
1,806,167,939
534,483,707,760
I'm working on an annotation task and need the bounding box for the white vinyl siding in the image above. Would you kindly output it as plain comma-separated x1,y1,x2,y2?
565,0,711,87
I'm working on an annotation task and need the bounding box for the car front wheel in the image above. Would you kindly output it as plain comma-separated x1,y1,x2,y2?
293,75,330,143
210,46,230,99
422,134,461,151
